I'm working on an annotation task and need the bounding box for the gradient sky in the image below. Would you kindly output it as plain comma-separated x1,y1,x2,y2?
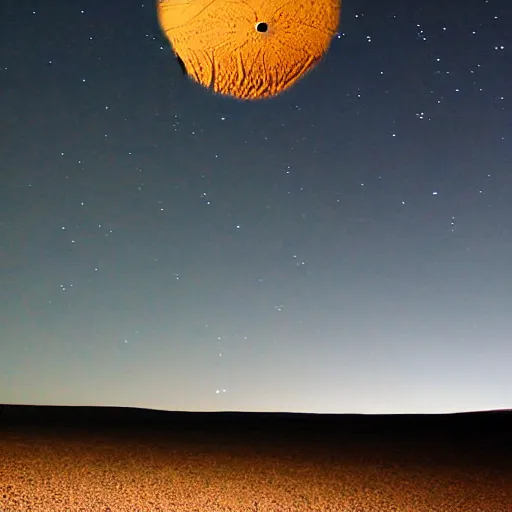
1,0,511,414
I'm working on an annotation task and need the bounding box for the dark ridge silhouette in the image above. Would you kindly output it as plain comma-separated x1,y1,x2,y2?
1,403,511,429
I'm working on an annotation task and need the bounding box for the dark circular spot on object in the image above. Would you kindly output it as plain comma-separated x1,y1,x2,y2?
255,22,268,33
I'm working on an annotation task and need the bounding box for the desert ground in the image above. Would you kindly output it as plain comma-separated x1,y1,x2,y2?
0,406,511,511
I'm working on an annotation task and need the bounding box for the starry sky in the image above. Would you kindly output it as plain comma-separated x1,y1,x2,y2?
1,0,511,414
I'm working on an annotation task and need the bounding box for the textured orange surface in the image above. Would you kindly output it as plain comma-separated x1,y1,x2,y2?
1,427,511,511
157,0,341,100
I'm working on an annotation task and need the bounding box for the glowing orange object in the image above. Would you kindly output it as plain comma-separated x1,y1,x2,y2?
157,0,341,100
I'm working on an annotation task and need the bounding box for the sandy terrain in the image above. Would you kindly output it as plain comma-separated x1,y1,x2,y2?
0,409,511,511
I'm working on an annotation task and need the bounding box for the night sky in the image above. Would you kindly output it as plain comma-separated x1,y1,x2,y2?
1,0,511,414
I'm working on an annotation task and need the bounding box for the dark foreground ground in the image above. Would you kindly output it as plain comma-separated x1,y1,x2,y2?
0,405,511,512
